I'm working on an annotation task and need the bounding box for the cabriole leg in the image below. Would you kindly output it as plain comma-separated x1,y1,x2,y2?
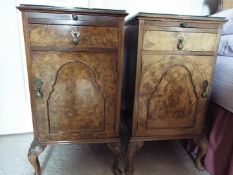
107,142,124,175
193,136,208,170
125,141,143,175
28,142,47,175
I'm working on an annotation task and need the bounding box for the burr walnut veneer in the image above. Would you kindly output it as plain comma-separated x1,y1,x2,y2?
123,13,226,175
17,5,127,175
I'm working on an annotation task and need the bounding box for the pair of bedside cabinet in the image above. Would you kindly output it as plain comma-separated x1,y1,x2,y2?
18,5,225,175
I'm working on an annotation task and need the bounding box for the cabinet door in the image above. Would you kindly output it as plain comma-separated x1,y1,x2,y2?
31,51,118,141
134,54,215,137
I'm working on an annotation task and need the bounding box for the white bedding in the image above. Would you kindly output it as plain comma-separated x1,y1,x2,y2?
211,8,233,35
219,35,233,56
211,9,233,112
211,56,233,113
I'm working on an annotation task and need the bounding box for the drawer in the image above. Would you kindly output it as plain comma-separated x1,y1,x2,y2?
143,30,218,52
29,24,118,48
144,20,220,29
28,12,121,26
29,12,106,21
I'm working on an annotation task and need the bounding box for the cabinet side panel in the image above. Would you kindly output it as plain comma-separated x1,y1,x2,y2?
122,22,139,139
21,12,39,139
115,19,125,135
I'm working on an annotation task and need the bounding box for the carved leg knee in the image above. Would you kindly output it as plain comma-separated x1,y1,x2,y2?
28,142,47,175
193,136,208,171
107,142,124,175
125,141,143,175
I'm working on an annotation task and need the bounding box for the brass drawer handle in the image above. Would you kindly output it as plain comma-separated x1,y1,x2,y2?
201,80,209,98
177,37,184,50
35,78,43,99
72,14,78,20
71,29,80,45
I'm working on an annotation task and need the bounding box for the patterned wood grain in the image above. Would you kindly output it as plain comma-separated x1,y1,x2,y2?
143,30,218,52
136,54,215,136
48,61,106,133
31,51,117,141
146,65,198,129
29,24,118,48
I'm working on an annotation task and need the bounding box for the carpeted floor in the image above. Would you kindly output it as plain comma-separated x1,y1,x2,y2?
0,133,210,175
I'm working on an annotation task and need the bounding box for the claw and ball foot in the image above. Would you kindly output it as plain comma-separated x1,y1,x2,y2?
28,142,47,175
107,142,124,175
193,136,208,171
125,141,143,175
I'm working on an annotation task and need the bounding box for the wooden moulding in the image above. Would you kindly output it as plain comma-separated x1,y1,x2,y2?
17,4,128,16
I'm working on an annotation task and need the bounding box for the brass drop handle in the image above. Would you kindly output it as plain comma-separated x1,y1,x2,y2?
201,80,209,98
71,29,80,45
35,78,43,99
177,36,184,50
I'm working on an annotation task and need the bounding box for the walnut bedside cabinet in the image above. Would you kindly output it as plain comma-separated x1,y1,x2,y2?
17,5,127,175
123,13,226,175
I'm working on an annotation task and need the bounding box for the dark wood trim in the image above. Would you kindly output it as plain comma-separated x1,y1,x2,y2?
29,18,120,27
144,25,219,33
35,138,121,145
142,50,215,56
126,12,226,25
28,12,122,20
130,134,202,142
28,13,121,27
30,46,118,53
22,12,39,140
132,19,145,137
17,5,128,16
144,20,220,29
115,19,125,136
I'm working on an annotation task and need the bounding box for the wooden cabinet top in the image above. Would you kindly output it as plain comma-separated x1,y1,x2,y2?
126,12,226,25
17,5,128,16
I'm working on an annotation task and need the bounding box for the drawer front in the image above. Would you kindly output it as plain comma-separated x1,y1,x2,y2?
143,30,218,52
29,12,110,21
134,54,215,137
28,12,120,26
29,24,118,48
31,51,118,141
144,20,220,29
